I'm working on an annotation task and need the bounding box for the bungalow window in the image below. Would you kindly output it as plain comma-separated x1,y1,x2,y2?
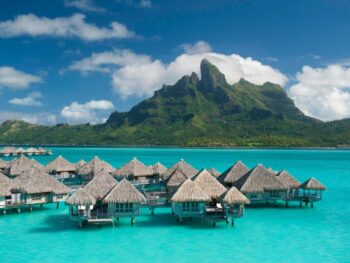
32,194,42,200
270,191,280,197
116,203,133,213
56,194,64,199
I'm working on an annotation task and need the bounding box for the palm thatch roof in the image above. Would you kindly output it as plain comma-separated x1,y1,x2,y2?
46,155,76,173
0,147,16,155
10,167,70,194
6,155,45,176
26,147,39,154
208,168,220,177
299,177,326,190
103,179,146,204
15,147,25,154
66,189,96,206
0,172,11,196
275,170,301,189
151,162,167,176
0,158,8,169
37,147,48,154
79,156,115,175
170,179,211,203
192,169,227,199
235,164,287,193
83,171,117,200
75,159,87,171
221,187,250,205
114,158,153,177
166,168,188,188
164,159,198,180
218,161,249,185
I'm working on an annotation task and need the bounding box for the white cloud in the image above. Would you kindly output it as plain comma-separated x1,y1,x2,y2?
289,64,350,121
67,41,288,99
0,67,42,89
117,0,153,8
8,92,43,106
61,100,114,124
66,48,151,74
0,13,135,41
0,111,56,125
139,0,152,8
181,41,213,54
64,0,106,13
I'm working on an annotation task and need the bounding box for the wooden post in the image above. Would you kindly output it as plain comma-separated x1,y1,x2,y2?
285,201,289,208
299,201,302,207
311,202,314,208
56,202,59,209
232,218,235,227
3,209,6,215
29,206,32,212
151,208,154,215
17,208,21,213
131,217,135,226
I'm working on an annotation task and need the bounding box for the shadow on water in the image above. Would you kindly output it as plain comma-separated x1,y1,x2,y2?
29,214,79,233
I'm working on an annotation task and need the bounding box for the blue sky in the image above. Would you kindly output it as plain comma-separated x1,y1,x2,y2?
0,0,350,124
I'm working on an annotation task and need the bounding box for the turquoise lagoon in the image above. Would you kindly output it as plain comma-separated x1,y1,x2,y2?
1,148,350,262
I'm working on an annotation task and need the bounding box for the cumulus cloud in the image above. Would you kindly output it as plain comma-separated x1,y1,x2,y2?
67,41,288,99
61,100,114,124
8,92,43,106
64,0,106,13
0,111,56,125
117,0,153,8
181,40,213,54
0,13,135,41
0,67,42,89
289,65,350,121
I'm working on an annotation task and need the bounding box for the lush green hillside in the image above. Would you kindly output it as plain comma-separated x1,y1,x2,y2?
1,59,350,147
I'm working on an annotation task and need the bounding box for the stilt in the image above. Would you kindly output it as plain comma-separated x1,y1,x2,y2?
226,218,229,224
311,202,314,208
56,202,59,209
3,209,6,215
150,208,154,215
131,218,135,225
285,201,289,208
299,201,302,207
29,206,32,212
212,222,216,227
40,204,43,208
79,221,83,228
117,217,119,221
232,218,235,227
17,208,21,213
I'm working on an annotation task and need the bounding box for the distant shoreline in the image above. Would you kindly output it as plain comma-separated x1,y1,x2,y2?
1,144,350,150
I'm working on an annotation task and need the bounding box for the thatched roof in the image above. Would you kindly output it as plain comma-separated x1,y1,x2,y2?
221,187,250,205
218,161,249,184
275,170,301,189
15,147,25,154
152,162,167,176
6,155,45,176
164,159,198,180
166,168,188,188
299,177,326,190
103,179,146,204
235,164,287,193
26,147,39,154
0,147,16,154
79,156,115,175
46,155,76,173
208,168,220,177
75,159,87,171
170,179,211,203
37,147,47,153
192,169,227,199
83,171,117,200
114,158,153,177
0,172,11,196
10,167,70,194
66,189,96,206
0,158,8,169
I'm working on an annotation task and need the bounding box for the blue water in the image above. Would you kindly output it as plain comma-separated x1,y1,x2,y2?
1,147,350,262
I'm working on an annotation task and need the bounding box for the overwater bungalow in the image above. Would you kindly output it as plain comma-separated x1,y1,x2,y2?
15,147,26,155
166,168,188,194
220,187,250,226
218,161,249,187
234,164,288,203
208,168,220,177
5,167,70,213
298,177,326,207
78,156,115,182
275,169,301,205
114,158,154,183
46,155,76,178
66,189,96,226
170,179,211,222
151,162,167,179
0,147,16,157
0,172,12,209
26,147,39,156
0,158,8,171
75,159,87,172
4,155,45,177
192,169,227,202
164,159,198,180
103,179,147,225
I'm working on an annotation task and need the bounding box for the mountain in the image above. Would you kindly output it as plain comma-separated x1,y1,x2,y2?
1,59,350,147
